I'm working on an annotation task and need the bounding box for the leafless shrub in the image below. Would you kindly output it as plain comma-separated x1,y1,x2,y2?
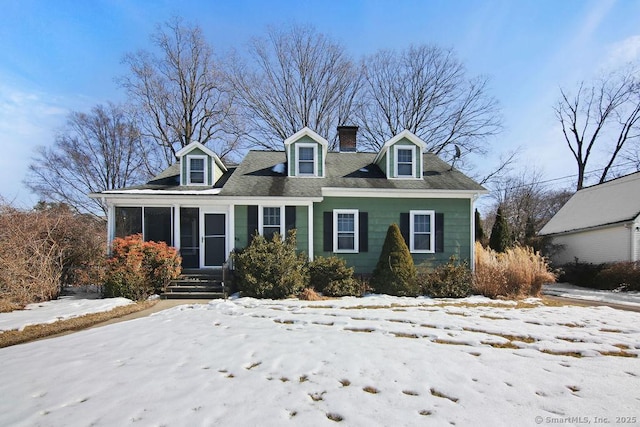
0,201,106,310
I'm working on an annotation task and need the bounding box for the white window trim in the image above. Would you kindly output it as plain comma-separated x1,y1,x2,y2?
295,143,318,177
333,209,359,253
186,155,208,186
410,210,435,253
393,145,417,178
258,205,285,238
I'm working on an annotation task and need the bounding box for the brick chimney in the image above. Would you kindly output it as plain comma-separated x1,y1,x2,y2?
337,126,358,152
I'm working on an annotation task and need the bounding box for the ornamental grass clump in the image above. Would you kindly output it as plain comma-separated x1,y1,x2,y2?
473,242,555,298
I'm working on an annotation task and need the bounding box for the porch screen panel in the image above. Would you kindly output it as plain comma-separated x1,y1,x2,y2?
115,207,142,238
180,208,199,268
144,207,172,244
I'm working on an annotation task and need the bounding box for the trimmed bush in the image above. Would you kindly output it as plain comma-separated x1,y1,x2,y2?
558,262,605,289
309,256,360,297
474,242,555,298
233,230,308,299
417,257,473,298
103,234,181,300
371,223,419,296
594,262,640,291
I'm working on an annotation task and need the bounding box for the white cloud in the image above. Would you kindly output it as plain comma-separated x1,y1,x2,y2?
0,82,70,207
604,35,640,69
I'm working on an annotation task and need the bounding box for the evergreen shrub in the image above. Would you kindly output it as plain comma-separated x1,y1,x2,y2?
233,230,308,299
417,256,473,298
370,224,419,296
309,256,360,297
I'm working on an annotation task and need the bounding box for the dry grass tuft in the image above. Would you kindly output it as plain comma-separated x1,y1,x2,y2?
392,332,421,339
363,386,379,394
298,288,327,301
0,300,156,348
474,243,555,298
344,327,375,333
430,388,458,403
0,300,25,313
245,362,262,370
326,413,344,422
540,349,584,358
402,390,420,396
309,392,326,401
339,379,351,387
419,410,433,416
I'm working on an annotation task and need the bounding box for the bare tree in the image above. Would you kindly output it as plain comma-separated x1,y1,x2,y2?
228,25,361,150
120,16,241,170
488,168,573,246
356,45,502,157
555,65,640,190
25,103,146,215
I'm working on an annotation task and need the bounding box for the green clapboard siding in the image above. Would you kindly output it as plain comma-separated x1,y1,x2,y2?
313,197,471,274
234,205,308,253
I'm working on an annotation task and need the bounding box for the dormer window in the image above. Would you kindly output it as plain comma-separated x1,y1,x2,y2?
187,155,207,185
394,145,416,178
296,144,317,176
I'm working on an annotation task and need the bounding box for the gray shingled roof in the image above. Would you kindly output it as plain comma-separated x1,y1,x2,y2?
101,150,486,196
540,171,640,235
218,150,486,197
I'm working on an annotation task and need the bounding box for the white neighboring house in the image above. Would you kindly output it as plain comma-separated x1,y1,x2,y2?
539,172,640,265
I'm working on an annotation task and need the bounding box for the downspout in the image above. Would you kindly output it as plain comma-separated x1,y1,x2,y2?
470,193,480,272
631,219,639,262
308,203,314,261
105,199,115,256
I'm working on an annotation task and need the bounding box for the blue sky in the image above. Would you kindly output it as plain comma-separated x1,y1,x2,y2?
1,0,640,208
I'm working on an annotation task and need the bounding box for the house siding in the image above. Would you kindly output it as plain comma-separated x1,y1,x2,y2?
233,205,308,253
551,225,632,265
313,197,471,274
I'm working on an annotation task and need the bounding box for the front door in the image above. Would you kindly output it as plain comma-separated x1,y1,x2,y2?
202,213,226,267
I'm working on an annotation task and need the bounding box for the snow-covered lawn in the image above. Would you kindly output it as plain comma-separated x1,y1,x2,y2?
0,288,132,332
1,295,638,426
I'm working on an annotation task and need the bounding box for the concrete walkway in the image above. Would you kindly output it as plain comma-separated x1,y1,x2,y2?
88,299,214,329
543,295,640,313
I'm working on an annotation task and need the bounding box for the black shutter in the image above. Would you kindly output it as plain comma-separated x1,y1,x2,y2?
399,213,410,247
435,213,444,253
285,206,296,232
359,212,368,252
323,211,333,252
247,205,258,244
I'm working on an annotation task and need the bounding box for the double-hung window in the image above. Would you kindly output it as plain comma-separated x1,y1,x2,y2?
395,146,415,178
187,156,207,185
296,144,317,176
334,209,359,253
261,206,283,240
410,210,435,253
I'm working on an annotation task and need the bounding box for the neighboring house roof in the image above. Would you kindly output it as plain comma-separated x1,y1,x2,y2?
218,150,486,198
540,171,640,235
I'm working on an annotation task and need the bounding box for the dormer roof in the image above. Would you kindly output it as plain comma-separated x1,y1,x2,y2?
373,129,427,164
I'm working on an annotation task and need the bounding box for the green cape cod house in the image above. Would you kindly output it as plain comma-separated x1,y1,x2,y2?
91,127,487,274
